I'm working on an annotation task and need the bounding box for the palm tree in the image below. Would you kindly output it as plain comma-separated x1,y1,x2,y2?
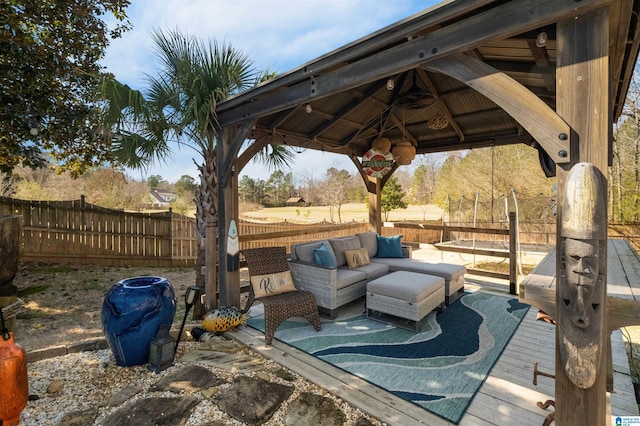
99,29,293,317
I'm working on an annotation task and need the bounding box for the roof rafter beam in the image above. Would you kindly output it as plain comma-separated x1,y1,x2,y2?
310,79,388,140
217,0,610,127
418,133,534,155
425,53,571,164
342,104,395,148
415,68,465,141
526,41,556,93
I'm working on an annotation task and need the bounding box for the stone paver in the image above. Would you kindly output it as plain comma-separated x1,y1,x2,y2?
100,395,199,426
212,376,294,425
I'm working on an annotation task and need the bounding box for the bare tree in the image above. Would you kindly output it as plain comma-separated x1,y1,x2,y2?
411,155,439,220
321,168,352,223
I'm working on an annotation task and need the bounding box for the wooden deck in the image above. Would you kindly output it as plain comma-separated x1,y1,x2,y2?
226,291,638,425
519,238,640,331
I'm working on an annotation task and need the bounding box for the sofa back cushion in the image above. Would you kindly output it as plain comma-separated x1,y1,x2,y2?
328,236,361,267
313,242,337,268
356,232,378,258
294,240,334,264
376,234,404,258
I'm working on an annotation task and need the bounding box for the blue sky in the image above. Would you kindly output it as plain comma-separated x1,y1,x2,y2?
101,0,442,184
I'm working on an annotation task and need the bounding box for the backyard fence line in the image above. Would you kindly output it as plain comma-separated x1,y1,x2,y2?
2,196,640,266
0,196,197,266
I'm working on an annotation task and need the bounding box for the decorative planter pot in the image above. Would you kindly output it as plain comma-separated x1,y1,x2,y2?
101,276,176,367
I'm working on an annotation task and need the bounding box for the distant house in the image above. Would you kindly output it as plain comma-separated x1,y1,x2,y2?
286,197,307,206
149,189,177,208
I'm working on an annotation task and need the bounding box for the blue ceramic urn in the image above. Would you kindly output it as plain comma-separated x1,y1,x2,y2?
101,276,176,367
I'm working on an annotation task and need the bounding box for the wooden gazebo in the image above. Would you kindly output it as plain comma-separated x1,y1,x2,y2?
210,1,640,424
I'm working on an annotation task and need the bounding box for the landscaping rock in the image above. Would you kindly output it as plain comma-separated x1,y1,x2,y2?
46,379,64,394
284,392,346,426
100,384,143,407
212,375,294,425
272,367,296,382
100,395,198,426
56,407,98,425
151,365,224,394
354,416,377,426
178,349,263,372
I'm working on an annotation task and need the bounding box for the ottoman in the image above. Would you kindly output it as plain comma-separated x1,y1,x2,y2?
369,259,466,306
366,271,445,332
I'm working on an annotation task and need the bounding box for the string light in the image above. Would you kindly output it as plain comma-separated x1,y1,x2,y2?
536,30,548,48
386,79,395,90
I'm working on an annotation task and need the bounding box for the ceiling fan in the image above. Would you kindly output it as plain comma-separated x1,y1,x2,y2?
393,72,436,110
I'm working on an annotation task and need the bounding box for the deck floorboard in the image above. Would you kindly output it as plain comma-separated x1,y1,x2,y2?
227,296,638,425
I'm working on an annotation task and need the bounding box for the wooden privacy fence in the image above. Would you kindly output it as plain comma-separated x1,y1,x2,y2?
4,195,640,270
0,196,197,266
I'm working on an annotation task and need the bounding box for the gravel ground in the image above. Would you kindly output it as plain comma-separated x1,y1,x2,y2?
11,263,381,425
21,339,381,426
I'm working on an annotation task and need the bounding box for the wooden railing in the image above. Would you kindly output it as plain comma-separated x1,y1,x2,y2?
5,195,639,279
386,212,518,294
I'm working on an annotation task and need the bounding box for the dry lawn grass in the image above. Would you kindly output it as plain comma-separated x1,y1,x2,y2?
240,203,443,223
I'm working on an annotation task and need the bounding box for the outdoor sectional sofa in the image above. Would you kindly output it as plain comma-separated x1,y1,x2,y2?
288,232,466,319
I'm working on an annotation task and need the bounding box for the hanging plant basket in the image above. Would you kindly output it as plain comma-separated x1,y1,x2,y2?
392,141,416,165
371,137,391,153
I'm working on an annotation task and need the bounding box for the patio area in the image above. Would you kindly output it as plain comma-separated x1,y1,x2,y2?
227,246,639,425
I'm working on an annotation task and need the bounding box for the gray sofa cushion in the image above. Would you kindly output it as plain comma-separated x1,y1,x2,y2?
335,268,367,290
293,239,335,264
367,271,444,303
329,236,361,267
356,232,378,258
343,261,389,281
370,257,466,281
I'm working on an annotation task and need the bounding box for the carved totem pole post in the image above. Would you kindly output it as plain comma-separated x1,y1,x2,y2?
557,162,608,421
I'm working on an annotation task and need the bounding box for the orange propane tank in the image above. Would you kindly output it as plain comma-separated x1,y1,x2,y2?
0,332,28,426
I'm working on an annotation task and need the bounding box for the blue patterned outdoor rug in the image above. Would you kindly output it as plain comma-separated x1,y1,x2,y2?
247,292,529,424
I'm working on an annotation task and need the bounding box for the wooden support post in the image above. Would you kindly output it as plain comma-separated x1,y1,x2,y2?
555,7,609,425
508,212,517,295
217,127,241,309
368,178,382,233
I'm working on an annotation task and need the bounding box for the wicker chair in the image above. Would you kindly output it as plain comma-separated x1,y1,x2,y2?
241,246,322,345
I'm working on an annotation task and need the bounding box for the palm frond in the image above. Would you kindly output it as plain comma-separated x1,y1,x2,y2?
101,28,289,175
253,144,296,171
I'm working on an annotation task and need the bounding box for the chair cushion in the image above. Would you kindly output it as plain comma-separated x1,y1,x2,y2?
356,232,378,258
329,236,361,267
345,247,370,269
376,234,403,258
294,240,334,264
313,243,337,268
250,270,296,298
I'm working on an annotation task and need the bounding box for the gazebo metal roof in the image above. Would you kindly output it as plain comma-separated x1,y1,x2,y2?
216,0,640,167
